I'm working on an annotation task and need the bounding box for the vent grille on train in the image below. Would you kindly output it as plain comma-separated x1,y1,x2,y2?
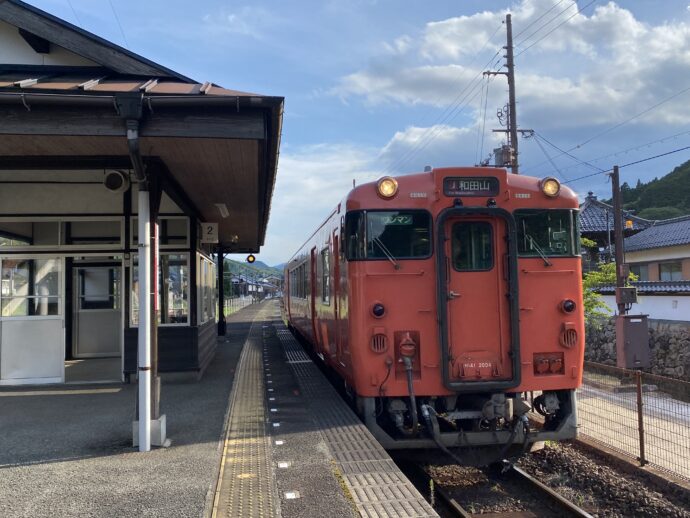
370,333,388,353
560,328,578,348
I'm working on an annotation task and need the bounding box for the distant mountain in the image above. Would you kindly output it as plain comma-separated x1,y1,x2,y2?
272,262,286,271
224,258,282,277
605,159,690,220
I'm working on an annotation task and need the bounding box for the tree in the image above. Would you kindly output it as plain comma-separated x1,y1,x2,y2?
583,262,637,324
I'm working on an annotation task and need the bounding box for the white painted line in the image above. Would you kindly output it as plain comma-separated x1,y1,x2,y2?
266,373,271,377
270,408,277,412
269,397,276,401
268,388,274,392
278,461,290,469
284,491,300,499
275,440,284,445
267,380,273,384
272,422,281,427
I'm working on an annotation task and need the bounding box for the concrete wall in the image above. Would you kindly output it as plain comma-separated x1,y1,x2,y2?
586,318,690,381
601,295,690,322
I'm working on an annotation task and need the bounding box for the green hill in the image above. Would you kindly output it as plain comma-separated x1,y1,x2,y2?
608,159,690,219
224,258,281,278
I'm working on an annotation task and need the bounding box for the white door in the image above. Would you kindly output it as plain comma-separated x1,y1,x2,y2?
0,257,64,385
73,266,122,358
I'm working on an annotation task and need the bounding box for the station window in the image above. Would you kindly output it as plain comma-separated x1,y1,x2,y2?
514,209,576,257
131,253,190,325
321,247,330,304
0,258,60,317
198,255,217,324
131,216,189,248
451,222,493,271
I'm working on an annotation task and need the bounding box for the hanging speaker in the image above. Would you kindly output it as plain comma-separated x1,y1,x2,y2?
103,170,130,193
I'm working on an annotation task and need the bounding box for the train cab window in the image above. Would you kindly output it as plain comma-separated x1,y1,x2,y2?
451,222,493,271
515,209,576,257
345,210,431,260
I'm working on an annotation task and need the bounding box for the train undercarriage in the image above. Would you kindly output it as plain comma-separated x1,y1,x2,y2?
355,389,578,466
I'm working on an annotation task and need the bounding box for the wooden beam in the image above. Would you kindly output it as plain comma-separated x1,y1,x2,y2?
0,1,190,80
0,104,266,139
18,28,50,53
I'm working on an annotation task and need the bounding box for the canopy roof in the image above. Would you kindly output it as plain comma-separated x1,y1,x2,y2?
0,0,283,252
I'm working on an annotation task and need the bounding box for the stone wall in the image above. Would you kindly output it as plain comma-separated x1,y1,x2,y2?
585,318,690,381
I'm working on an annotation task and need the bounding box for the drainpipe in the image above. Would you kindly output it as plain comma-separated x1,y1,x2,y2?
128,119,151,452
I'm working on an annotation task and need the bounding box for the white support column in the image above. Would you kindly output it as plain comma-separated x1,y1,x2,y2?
138,189,152,452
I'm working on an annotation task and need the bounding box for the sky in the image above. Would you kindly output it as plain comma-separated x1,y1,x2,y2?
25,0,690,266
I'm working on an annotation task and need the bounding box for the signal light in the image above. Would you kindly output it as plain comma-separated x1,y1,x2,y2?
246,254,256,263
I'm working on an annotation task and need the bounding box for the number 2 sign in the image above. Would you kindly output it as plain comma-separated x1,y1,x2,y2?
200,222,219,243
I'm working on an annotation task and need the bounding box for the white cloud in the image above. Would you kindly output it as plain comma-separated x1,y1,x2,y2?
332,0,690,133
201,6,276,39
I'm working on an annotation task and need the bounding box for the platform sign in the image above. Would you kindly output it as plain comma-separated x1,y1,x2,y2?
201,222,219,243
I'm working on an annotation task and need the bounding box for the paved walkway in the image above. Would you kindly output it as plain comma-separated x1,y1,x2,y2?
0,304,263,518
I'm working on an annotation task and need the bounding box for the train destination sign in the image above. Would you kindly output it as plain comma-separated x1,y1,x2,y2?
444,177,499,197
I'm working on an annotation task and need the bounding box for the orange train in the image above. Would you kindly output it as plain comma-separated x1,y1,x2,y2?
284,166,584,464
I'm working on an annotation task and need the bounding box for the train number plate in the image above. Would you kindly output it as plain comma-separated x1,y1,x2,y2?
460,361,496,379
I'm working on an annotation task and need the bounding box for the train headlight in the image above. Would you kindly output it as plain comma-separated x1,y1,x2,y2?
540,177,560,197
377,177,399,199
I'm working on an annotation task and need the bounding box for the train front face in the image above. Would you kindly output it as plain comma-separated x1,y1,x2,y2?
345,167,584,461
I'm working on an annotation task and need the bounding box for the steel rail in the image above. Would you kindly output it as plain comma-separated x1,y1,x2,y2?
410,462,594,517
510,465,594,518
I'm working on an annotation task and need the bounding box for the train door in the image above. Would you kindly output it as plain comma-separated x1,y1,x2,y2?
437,210,520,391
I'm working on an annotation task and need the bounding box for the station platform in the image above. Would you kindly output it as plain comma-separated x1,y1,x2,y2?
213,302,437,518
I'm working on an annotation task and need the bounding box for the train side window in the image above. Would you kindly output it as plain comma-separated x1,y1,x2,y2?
451,222,493,271
321,247,330,304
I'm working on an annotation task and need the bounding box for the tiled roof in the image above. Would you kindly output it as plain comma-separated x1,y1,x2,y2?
624,215,690,252
578,194,652,233
596,281,690,294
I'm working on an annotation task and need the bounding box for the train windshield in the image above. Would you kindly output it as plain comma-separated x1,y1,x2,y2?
345,210,431,260
514,209,577,257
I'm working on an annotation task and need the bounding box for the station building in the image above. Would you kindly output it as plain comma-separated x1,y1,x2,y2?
0,0,283,386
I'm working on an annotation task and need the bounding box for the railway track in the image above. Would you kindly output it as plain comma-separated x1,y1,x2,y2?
408,461,595,518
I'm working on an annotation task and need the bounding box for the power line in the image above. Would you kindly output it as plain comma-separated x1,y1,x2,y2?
65,0,82,26
532,128,690,177
531,132,568,180
534,131,604,172
378,24,505,176
514,0,575,46
108,0,130,49
515,0,598,58
564,143,690,184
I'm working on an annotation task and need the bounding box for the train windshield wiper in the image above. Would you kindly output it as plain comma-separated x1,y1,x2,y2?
372,236,400,270
526,234,552,266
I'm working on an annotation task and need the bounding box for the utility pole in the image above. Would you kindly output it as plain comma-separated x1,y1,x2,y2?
611,165,627,315
486,14,528,173
505,13,519,173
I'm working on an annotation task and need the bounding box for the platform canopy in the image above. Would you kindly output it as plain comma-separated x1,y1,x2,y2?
0,0,283,252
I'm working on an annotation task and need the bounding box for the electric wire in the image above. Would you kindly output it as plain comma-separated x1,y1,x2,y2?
378,24,505,176
564,143,690,184
532,133,568,180
107,0,130,49
514,0,577,47
65,0,82,26
513,0,569,39
524,82,690,174
515,0,598,58
479,75,492,164
534,132,605,172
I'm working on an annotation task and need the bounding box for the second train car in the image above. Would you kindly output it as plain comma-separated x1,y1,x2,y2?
284,166,584,465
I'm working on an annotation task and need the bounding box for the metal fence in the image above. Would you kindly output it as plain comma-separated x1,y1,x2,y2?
577,361,690,480
223,296,255,316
